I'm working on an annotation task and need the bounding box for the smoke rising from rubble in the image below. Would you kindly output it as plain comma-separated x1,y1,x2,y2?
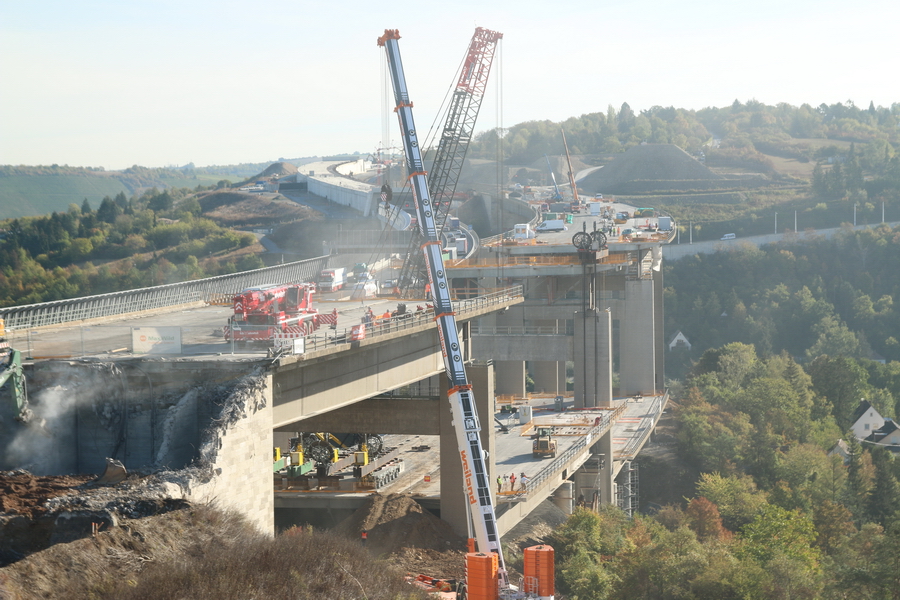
2,361,268,478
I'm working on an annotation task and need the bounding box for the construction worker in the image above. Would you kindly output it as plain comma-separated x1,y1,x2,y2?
520,473,528,492
361,529,368,546
509,472,516,491
496,475,502,494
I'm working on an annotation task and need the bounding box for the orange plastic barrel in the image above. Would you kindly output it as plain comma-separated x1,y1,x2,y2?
523,545,555,597
465,552,499,600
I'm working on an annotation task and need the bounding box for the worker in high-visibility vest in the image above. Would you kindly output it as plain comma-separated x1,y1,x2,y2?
361,529,368,546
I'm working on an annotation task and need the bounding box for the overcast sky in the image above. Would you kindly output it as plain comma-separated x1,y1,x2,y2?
1,0,896,171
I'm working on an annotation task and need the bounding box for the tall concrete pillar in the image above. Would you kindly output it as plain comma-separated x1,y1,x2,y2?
573,432,613,508
621,278,656,396
558,362,568,395
573,309,612,408
495,361,526,398
440,365,496,539
531,361,560,395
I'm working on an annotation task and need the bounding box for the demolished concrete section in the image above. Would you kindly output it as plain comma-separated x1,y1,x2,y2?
1,361,278,565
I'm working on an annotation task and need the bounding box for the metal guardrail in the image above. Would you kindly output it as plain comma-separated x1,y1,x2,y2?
472,324,574,336
524,403,627,495
0,255,330,331
618,392,668,458
299,286,524,354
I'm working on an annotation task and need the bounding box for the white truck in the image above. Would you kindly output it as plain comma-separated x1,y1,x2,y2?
513,223,535,239
536,219,567,233
318,268,346,292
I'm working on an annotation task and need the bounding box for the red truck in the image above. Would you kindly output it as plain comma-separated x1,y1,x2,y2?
224,283,335,344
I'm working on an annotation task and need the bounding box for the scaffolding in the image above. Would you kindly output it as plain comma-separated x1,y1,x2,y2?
615,461,639,517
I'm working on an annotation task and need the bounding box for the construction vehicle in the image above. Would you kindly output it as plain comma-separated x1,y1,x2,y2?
350,263,369,283
562,129,584,212
224,282,328,344
532,427,558,458
292,432,384,464
1,346,31,425
291,432,384,477
544,154,564,202
318,268,346,292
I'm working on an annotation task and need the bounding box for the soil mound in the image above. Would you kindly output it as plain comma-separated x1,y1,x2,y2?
0,470,95,519
334,493,468,578
580,144,724,194
259,161,299,179
198,190,316,227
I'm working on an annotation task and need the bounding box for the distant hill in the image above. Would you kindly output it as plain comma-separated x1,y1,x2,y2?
0,159,315,220
0,172,130,219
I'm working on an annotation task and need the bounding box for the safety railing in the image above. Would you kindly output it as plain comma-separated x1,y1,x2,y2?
300,286,524,354
0,255,330,331
471,324,574,336
523,402,627,495
617,392,669,458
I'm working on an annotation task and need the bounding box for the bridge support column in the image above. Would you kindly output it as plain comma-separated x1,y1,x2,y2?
573,309,612,408
559,361,568,395
439,365,496,539
574,430,614,508
621,278,656,396
531,361,561,395
495,361,526,398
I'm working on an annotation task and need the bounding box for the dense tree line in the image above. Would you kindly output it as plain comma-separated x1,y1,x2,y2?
664,224,900,378
540,214,900,598
0,188,260,307
538,342,900,599
469,100,900,201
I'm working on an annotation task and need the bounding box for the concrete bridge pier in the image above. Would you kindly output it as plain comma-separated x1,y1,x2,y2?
572,431,614,507
621,278,657,395
573,309,613,408
530,360,562,395
495,361,526,398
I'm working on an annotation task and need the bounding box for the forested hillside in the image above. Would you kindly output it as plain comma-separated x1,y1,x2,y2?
471,100,899,177
0,161,315,220
664,224,900,375
0,188,261,307
551,228,900,597
570,223,900,598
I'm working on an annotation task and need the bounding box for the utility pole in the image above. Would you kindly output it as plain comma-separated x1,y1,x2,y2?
775,212,777,234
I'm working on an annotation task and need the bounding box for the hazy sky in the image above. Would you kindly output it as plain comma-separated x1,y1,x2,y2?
1,0,896,171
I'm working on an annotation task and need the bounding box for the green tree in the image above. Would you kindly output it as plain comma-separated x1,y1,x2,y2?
808,356,868,429
738,504,820,571
844,436,875,525
695,472,768,531
865,447,900,527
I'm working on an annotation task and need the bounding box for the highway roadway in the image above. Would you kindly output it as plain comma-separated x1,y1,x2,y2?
10,295,425,361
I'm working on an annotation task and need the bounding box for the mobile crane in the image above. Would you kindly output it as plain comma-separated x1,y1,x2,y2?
379,28,512,595
544,154,564,202
394,27,502,296
561,129,583,212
